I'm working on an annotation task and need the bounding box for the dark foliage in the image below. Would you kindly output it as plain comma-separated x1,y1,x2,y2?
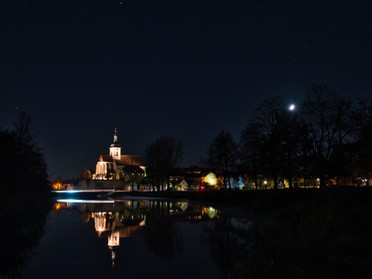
0,112,51,278
0,112,49,194
0,194,51,279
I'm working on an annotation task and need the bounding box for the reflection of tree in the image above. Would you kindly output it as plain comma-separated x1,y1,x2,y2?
0,195,51,278
204,192,372,278
143,201,184,260
202,215,253,278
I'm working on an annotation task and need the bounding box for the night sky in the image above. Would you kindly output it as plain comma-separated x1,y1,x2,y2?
1,0,371,179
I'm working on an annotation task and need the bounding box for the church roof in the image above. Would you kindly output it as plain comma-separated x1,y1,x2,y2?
98,154,144,166
122,165,145,174
99,155,114,162
116,155,143,166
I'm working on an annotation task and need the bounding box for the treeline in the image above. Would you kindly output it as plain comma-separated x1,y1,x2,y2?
206,84,372,188
142,84,370,191
0,112,49,194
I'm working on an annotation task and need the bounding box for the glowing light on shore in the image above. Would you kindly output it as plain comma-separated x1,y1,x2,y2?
205,172,217,186
289,104,295,111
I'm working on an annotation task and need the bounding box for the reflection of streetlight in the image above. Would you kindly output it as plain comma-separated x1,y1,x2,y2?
289,104,295,111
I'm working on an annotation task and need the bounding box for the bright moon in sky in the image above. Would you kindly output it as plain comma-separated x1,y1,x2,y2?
289,104,295,111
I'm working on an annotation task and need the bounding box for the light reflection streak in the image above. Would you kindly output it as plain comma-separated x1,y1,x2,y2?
53,189,118,193
57,199,115,204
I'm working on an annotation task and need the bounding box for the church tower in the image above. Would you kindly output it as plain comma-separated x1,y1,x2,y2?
109,128,121,160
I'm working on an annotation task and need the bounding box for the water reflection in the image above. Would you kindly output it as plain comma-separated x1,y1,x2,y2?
53,199,220,268
4,194,368,278
202,195,372,279
0,194,51,279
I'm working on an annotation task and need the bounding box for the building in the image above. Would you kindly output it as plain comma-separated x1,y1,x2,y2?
93,128,146,181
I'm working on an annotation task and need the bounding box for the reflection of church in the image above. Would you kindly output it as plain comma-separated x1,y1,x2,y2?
54,200,220,267
93,129,146,180
91,210,146,267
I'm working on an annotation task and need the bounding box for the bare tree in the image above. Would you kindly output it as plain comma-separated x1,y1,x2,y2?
207,131,239,189
13,112,35,154
351,98,372,180
302,84,353,187
241,97,311,189
145,136,183,191
241,97,284,189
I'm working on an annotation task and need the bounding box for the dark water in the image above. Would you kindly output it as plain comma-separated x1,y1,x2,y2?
1,198,250,279
28,199,222,279
2,193,372,279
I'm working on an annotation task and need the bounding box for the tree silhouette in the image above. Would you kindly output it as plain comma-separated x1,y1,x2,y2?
240,122,265,189
144,136,183,191
206,131,239,189
0,112,50,278
301,85,353,187
351,98,372,181
0,112,49,194
241,97,311,189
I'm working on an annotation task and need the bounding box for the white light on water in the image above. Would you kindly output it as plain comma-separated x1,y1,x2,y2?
289,104,295,111
57,199,115,204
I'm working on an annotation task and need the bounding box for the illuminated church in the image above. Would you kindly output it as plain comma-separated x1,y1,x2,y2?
93,129,146,180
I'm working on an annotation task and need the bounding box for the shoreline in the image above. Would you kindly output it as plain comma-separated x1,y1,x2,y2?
51,186,372,210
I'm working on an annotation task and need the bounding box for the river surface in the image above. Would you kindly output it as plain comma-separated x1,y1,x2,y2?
1,194,371,279
1,198,253,279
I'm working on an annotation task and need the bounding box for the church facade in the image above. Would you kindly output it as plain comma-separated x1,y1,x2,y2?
93,129,146,181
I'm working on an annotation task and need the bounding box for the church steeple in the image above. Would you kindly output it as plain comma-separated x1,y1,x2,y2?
110,128,121,160
113,128,118,144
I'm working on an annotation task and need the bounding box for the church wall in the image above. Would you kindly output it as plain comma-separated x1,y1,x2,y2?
110,147,121,160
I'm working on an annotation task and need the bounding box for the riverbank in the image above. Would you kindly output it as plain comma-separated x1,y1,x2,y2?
53,186,372,211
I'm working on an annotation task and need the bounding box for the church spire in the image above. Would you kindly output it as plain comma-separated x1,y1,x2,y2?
110,128,121,160
113,128,118,144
